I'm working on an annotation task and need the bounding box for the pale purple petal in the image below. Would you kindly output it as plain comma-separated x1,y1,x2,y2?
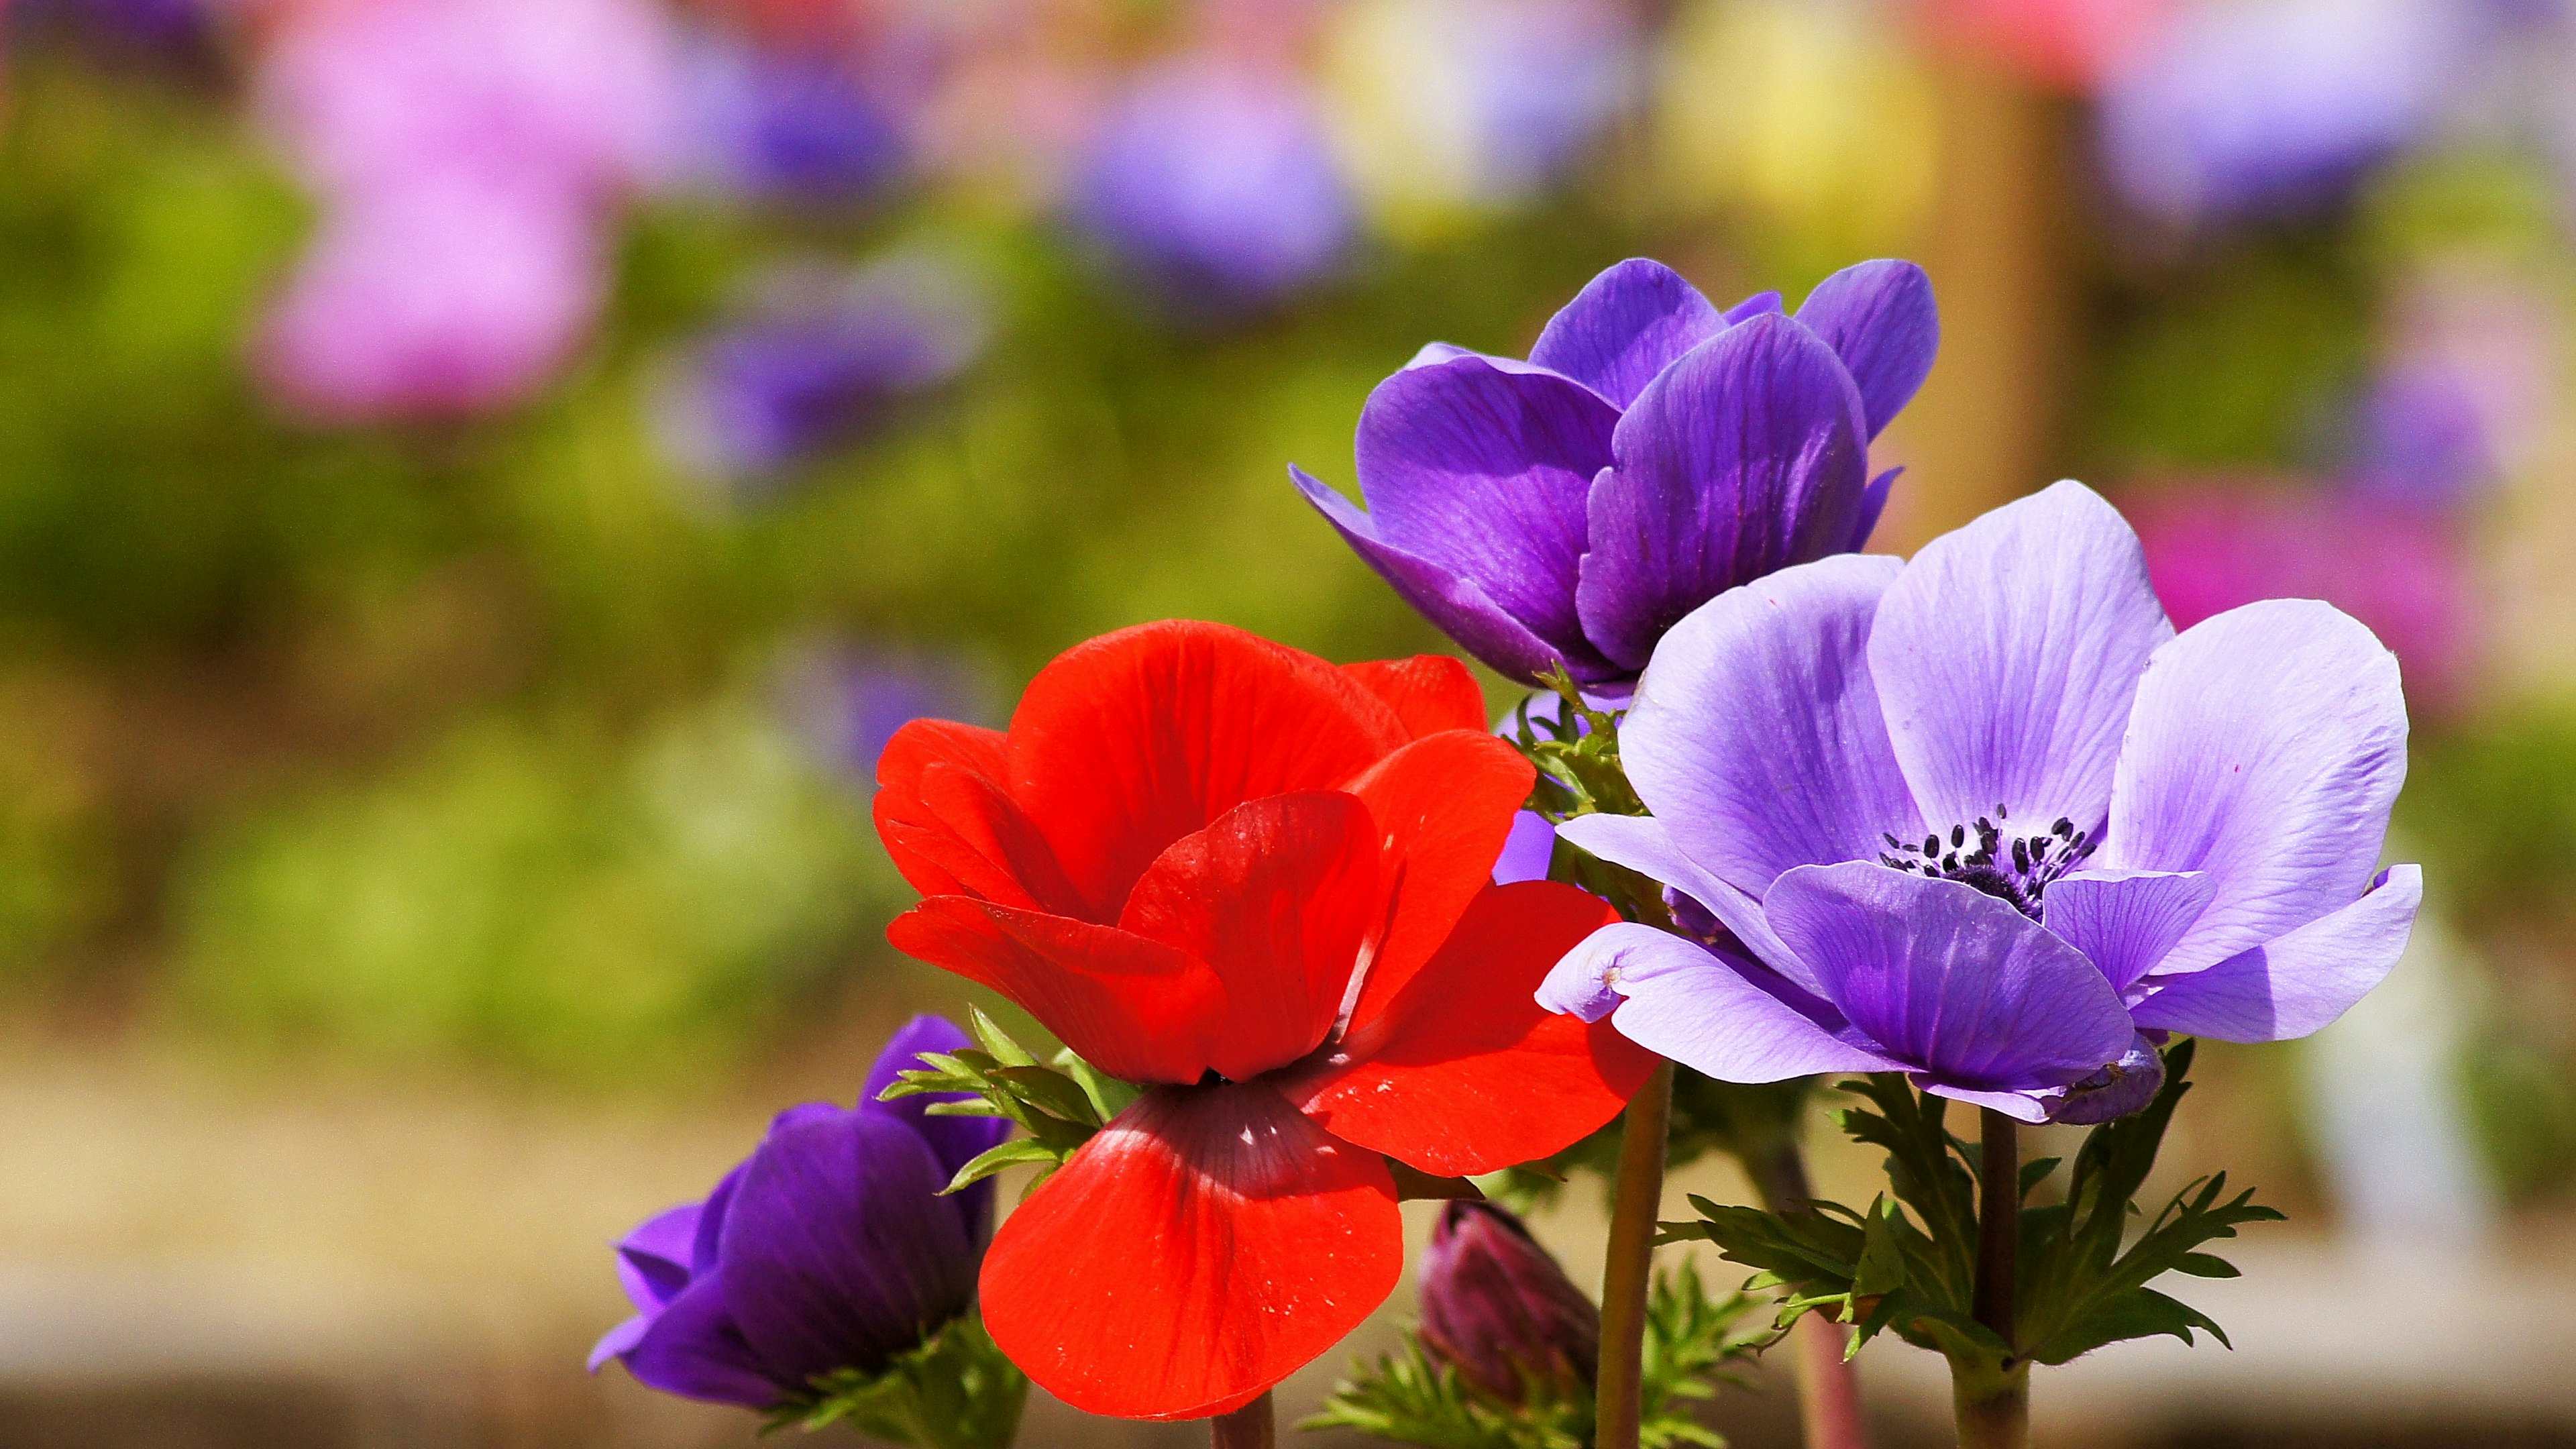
2131,865,2422,1042
1621,552,1921,896
1575,315,1872,669
719,1112,977,1387
1527,258,1726,408
1867,481,2173,841
1763,863,2137,1091
1554,811,1824,996
2103,599,2408,974
2042,869,2217,993
1293,465,1577,684
1793,260,1938,440
618,1271,782,1407
1493,810,1558,885
1549,924,1904,1079
1920,1083,2057,1124
590,1313,653,1372
1352,358,1621,663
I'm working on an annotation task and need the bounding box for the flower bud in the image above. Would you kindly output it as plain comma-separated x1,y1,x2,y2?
1416,1200,1601,1403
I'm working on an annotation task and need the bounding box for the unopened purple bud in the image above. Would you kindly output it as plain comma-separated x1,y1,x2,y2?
1417,1200,1600,1403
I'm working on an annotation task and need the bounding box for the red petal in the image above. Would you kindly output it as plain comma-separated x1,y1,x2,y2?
1281,882,1653,1177
885,898,1222,1085
875,720,1011,900
1004,621,1408,920
1342,655,1490,738
980,1081,1403,1420
1342,731,1534,999
1120,794,1387,1082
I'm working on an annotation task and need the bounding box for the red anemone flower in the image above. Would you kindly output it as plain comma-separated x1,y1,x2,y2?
877,621,1655,1420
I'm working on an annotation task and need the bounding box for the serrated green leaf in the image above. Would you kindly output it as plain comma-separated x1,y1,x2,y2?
987,1064,1103,1127
965,1006,1038,1068
1852,1196,1907,1298
941,1138,1063,1195
766,1313,1026,1449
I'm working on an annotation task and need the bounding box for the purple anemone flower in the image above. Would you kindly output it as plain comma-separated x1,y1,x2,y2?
1294,257,1937,702
1417,1200,1600,1403
590,1015,1010,1406
1540,482,2420,1124
673,34,910,201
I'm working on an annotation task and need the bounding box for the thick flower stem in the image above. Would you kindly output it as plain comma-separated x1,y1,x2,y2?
1595,1060,1675,1449
1960,1108,2027,1449
1210,1393,1275,1449
1745,1142,1871,1449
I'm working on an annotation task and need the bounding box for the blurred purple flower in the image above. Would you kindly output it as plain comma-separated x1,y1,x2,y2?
590,1015,1010,1407
1544,483,2419,1125
659,256,987,484
1069,55,1354,313
9,0,213,54
672,33,910,201
780,643,991,785
2096,0,2483,225
2132,482,2479,712
2346,363,2498,507
1417,1200,1600,1403
1295,256,1936,700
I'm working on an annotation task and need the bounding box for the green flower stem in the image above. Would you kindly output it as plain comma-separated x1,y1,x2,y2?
1745,1141,1871,1449
1211,1391,1275,1449
1962,1108,2026,1449
1594,1059,1676,1449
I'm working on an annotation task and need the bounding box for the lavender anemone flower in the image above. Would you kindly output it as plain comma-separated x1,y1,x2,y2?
1417,1200,1601,1403
590,1015,1010,1406
1540,482,2420,1124
1069,55,1355,313
1294,257,1936,702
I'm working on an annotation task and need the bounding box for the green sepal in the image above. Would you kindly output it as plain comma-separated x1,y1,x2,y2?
875,1006,1130,1195
764,1312,1028,1449
1301,1262,1759,1449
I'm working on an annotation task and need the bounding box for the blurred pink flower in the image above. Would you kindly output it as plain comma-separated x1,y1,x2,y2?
1915,0,2177,91
260,179,602,420
255,0,678,421
2130,483,2479,713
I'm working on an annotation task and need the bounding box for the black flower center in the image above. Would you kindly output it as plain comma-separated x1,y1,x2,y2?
1878,804,2095,920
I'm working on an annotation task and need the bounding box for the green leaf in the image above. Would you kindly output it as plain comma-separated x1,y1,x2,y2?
2019,1157,2063,1202
941,1138,1063,1195
967,1006,1038,1068
767,1312,1027,1449
1851,1196,1907,1299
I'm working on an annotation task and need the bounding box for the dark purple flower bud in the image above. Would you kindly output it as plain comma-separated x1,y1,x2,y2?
590,1015,1010,1407
1296,256,1935,700
1417,1200,1601,1403
657,254,986,486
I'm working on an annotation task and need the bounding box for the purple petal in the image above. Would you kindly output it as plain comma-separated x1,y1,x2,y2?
1621,552,1922,897
1294,464,1583,685
1527,258,1727,408
1848,466,1901,552
1866,481,2174,843
1793,260,1938,440
1920,1084,2057,1124
1763,863,2138,1091
2102,599,2408,974
2049,1034,2167,1125
1493,810,1558,885
590,1313,653,1373
860,1014,1010,1246
692,1164,745,1277
1351,357,1621,663
1576,313,1872,670
2131,865,2421,1042
1548,923,1903,1079
614,1202,703,1313
1724,290,1785,323
718,1111,977,1386
619,1271,784,1407
1554,812,1825,997
2042,869,2217,993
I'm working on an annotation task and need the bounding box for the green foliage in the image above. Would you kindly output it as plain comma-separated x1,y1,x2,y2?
172,701,883,1081
1660,1042,2282,1377
1303,1261,1758,1449
767,1312,1027,1449
879,1006,1136,1193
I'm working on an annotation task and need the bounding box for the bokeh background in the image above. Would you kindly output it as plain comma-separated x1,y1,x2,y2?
3,0,2574,1444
